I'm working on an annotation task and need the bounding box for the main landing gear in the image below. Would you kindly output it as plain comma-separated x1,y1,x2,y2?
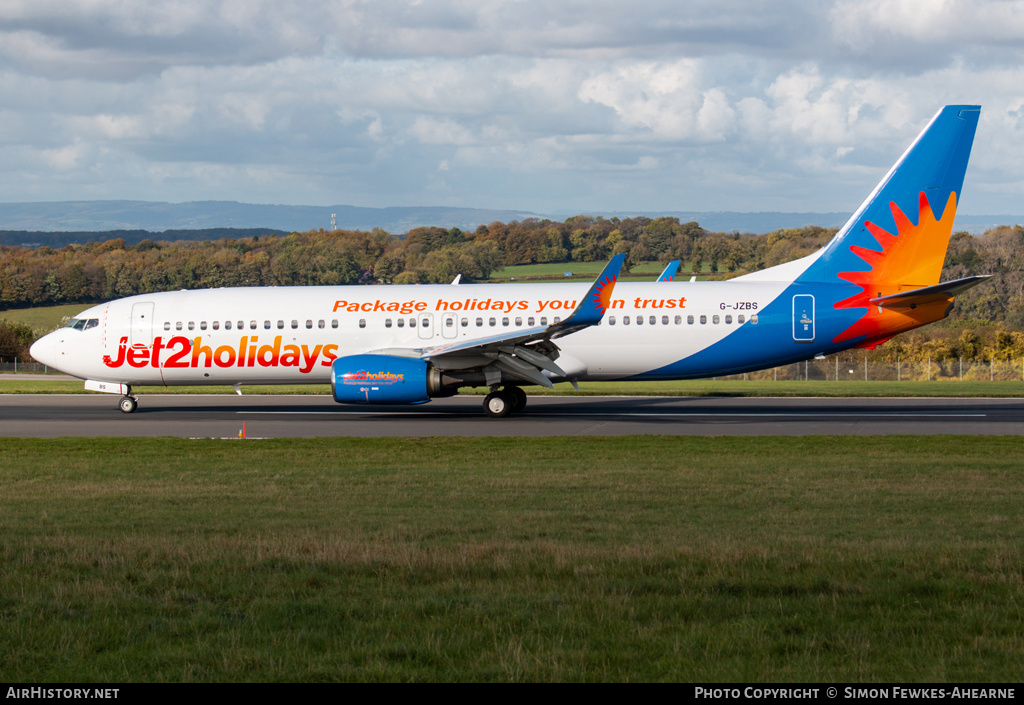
483,386,527,418
119,387,138,414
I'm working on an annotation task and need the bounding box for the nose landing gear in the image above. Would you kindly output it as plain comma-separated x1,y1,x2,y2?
119,387,138,414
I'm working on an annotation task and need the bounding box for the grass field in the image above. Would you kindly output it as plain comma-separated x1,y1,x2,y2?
0,303,92,334
490,260,713,281
1,436,1022,682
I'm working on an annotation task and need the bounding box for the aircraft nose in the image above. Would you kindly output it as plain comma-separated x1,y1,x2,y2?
29,332,57,368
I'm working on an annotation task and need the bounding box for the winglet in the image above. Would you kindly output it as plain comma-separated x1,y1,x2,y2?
551,254,625,333
656,260,681,282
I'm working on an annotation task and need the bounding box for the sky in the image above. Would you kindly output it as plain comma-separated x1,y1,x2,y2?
1,0,1023,216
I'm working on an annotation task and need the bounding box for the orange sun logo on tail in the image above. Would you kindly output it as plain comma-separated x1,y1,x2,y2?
833,191,958,347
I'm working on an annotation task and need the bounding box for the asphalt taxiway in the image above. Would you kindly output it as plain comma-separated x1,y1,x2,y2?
1,394,1022,437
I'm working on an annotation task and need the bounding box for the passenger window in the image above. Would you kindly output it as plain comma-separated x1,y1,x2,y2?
687,315,694,325
750,315,759,325
239,321,245,330
291,320,298,329
725,315,732,324
541,317,548,326
662,316,668,325
385,319,392,328
277,320,284,329
163,322,171,331
700,315,707,324
650,316,656,325
409,318,416,328
446,318,454,327
225,321,233,330
212,321,220,330
200,321,207,330
489,318,496,327
397,318,405,328
636,316,643,325
476,318,483,327
421,319,429,328
502,317,509,326
674,315,681,325
738,315,745,324
528,317,535,326
188,321,195,331
305,320,312,329
249,321,257,330
713,315,720,324
461,318,468,327
515,317,522,326
623,316,630,326
262,320,269,329
608,316,616,325
332,319,338,329
318,320,325,329
554,317,560,324
359,319,366,328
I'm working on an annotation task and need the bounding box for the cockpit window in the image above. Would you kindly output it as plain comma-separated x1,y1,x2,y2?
65,318,99,331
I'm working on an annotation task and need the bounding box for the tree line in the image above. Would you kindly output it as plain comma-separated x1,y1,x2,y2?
0,216,836,310
1,216,1023,362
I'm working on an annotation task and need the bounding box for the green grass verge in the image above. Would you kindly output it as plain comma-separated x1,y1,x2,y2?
1,436,1021,682
490,260,716,281
0,380,334,395
3,378,1023,397
493,260,661,276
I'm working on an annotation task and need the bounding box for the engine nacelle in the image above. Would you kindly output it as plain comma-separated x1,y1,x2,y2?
331,354,432,405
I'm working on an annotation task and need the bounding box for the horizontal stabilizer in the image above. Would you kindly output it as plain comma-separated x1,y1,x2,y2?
869,275,991,308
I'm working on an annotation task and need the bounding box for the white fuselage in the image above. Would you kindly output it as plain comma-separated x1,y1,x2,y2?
32,279,794,387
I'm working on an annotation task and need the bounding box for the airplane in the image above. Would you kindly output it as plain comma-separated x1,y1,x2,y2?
30,105,989,418
656,260,681,282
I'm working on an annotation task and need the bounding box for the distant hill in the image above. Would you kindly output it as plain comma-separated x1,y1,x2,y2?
0,228,289,249
581,212,1024,234
0,201,1017,241
0,201,539,235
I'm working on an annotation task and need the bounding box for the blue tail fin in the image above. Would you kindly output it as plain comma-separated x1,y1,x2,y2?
794,105,980,286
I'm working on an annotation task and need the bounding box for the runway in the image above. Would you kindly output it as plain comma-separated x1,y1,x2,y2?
1,393,1023,437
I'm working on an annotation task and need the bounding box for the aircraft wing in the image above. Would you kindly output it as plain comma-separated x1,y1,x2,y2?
365,255,626,389
869,275,991,308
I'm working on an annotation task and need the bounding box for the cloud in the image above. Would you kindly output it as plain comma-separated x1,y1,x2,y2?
831,0,1024,46
0,1,1021,215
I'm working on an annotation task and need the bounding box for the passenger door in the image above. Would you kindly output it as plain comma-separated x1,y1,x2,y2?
792,295,814,342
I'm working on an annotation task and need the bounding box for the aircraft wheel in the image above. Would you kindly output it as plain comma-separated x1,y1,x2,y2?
507,386,528,413
484,390,512,418
119,396,138,414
